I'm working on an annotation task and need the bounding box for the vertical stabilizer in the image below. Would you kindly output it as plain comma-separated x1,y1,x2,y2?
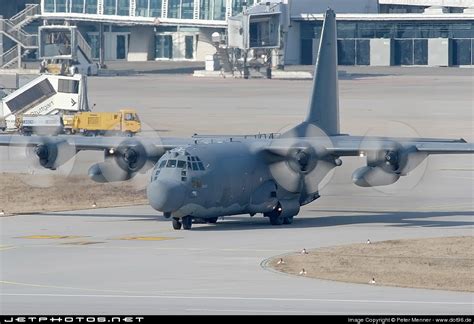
290,9,339,137
307,8,339,135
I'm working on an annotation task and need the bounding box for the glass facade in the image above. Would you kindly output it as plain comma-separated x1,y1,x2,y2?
200,0,211,20
150,0,162,17
168,0,180,18
136,0,149,16
117,0,129,16
213,0,225,20
40,0,240,20
181,0,194,19
200,0,225,20
56,0,67,12
44,0,98,14
104,0,116,15
301,20,474,66
44,0,54,12
71,0,84,13
85,0,98,14
232,0,255,15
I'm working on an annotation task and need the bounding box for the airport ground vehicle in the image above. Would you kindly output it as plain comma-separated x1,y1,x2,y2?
66,109,141,136
14,109,141,136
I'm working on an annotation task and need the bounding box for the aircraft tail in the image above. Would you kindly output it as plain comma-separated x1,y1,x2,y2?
289,8,340,137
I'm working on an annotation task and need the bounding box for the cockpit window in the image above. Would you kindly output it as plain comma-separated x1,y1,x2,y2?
159,160,166,168
166,160,177,168
184,156,205,171
177,160,186,169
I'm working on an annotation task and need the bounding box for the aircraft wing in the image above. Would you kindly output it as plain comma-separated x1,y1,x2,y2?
0,134,188,151
263,135,473,157
326,136,474,156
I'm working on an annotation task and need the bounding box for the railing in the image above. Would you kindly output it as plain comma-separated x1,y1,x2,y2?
75,30,92,61
9,4,40,28
0,19,37,47
0,45,18,68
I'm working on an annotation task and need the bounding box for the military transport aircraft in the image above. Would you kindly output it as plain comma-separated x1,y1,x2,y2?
1,9,472,230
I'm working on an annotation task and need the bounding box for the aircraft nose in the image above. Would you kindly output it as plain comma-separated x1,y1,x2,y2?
147,180,186,212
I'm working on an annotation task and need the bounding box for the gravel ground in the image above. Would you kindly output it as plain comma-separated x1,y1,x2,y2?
268,236,474,292
0,173,147,215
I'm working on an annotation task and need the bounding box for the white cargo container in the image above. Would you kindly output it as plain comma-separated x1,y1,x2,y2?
17,115,63,136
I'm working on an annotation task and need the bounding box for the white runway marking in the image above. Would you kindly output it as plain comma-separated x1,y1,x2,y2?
2,293,472,305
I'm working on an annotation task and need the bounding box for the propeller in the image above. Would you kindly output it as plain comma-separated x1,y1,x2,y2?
88,120,164,190
355,120,429,194
267,123,339,194
6,135,78,188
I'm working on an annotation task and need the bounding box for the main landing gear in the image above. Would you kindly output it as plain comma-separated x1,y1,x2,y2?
171,216,219,230
172,216,193,230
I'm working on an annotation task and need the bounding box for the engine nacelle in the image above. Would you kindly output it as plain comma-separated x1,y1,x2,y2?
31,141,76,170
88,161,134,183
107,139,162,175
352,166,400,187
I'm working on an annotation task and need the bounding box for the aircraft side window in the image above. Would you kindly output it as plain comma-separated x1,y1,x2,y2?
192,163,199,171
159,160,167,168
187,156,191,161
187,162,192,170
167,160,177,168
198,162,205,171
177,160,186,169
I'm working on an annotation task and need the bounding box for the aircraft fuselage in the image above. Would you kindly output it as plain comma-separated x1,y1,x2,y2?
147,141,292,219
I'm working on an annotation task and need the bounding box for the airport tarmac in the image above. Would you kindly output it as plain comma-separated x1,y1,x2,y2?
0,68,473,314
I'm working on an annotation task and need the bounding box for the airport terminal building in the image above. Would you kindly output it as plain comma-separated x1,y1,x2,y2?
0,0,473,66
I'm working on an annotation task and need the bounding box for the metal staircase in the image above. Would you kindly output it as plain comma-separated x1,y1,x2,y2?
0,45,33,69
0,3,40,69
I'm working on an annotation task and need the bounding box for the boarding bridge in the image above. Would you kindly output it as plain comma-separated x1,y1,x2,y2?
38,25,97,75
0,73,89,131
0,4,40,69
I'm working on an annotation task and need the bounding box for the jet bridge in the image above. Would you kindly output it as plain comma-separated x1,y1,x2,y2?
0,73,89,131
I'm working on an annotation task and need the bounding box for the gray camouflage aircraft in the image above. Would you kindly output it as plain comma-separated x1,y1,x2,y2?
1,9,473,230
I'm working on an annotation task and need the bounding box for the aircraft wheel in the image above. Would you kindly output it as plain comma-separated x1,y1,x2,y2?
283,216,294,225
182,216,193,230
207,217,218,224
163,212,171,219
172,217,182,230
269,214,284,226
